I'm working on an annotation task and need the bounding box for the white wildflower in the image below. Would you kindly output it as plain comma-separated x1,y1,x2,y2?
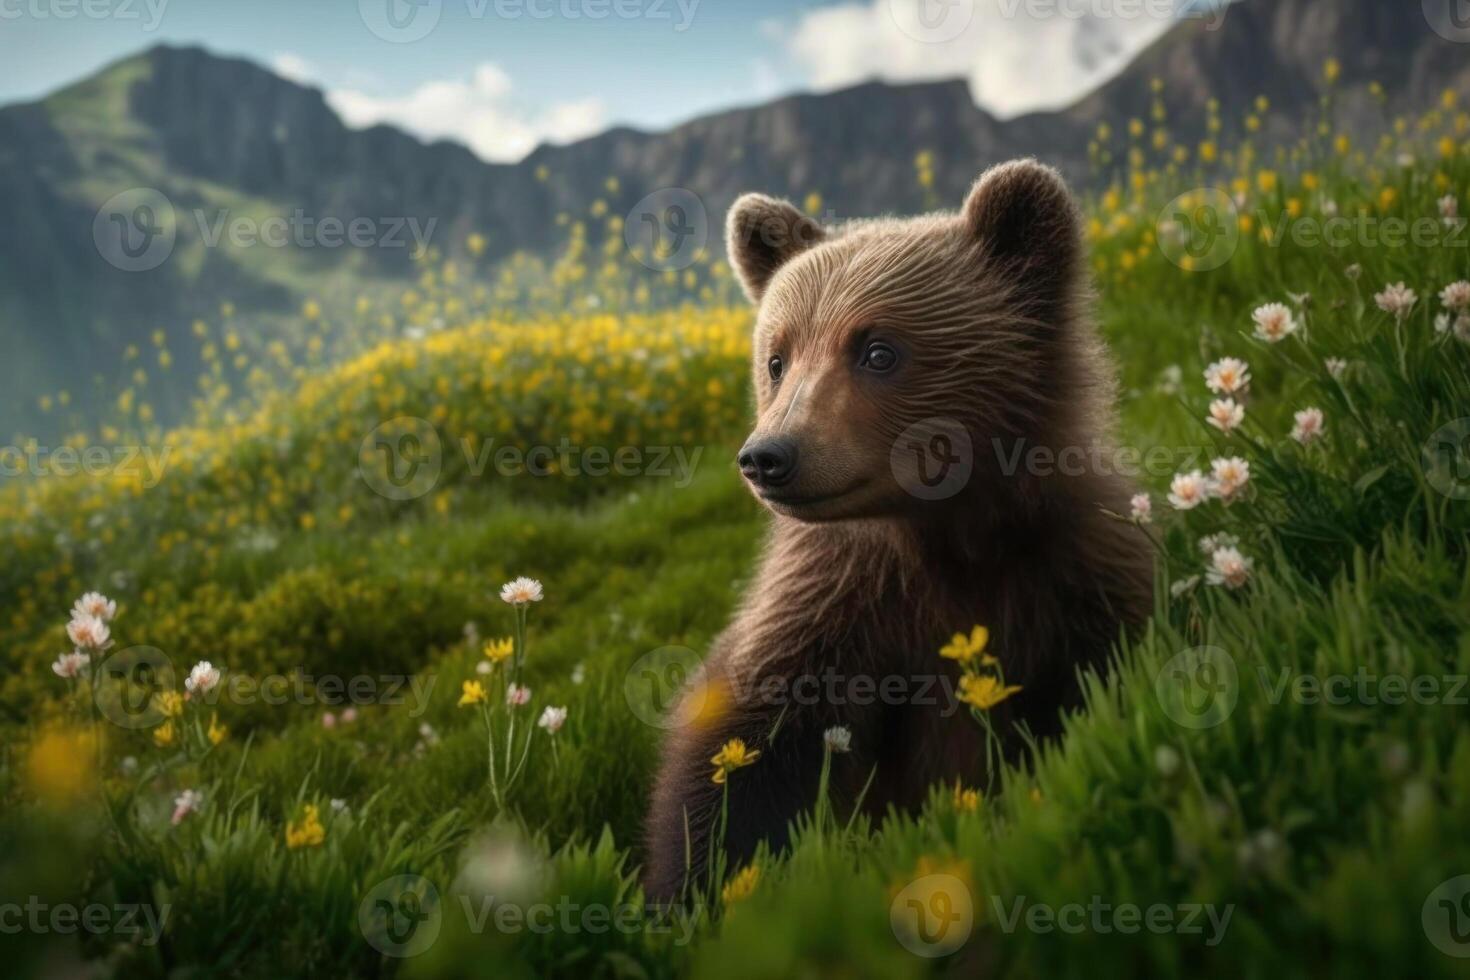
1204,357,1251,395
1291,408,1325,445
499,577,545,605
1252,303,1299,343
1207,398,1245,434
1206,546,1253,589
1168,471,1211,511
823,726,852,753
537,705,567,734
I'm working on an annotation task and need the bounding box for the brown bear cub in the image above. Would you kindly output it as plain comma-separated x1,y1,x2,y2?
643,160,1154,901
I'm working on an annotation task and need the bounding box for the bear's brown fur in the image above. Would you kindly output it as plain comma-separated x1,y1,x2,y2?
643,160,1154,901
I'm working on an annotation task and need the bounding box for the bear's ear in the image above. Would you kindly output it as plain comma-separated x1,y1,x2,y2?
726,194,827,303
961,160,1082,316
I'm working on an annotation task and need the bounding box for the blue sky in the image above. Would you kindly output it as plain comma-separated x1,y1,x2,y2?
0,0,1195,161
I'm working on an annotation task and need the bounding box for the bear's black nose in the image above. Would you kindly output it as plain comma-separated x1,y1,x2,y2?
737,437,798,488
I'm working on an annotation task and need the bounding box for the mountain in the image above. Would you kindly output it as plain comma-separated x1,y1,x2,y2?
1,0,1466,439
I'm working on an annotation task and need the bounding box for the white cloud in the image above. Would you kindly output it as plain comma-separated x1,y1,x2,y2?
271,52,317,86
325,64,606,163
777,0,1191,117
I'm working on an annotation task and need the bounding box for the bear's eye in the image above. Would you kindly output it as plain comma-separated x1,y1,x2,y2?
860,341,899,373
768,355,784,382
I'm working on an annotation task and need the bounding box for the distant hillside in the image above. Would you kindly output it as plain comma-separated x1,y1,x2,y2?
1,0,1466,439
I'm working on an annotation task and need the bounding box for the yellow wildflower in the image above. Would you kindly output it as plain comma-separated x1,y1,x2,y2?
710,738,760,784
285,804,326,850
958,675,1022,711
208,713,229,746
152,721,177,748
953,785,981,813
155,690,185,718
722,864,760,906
939,626,996,667
458,680,487,708
483,638,515,664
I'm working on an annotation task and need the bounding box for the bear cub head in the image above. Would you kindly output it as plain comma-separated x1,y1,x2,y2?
727,159,1096,524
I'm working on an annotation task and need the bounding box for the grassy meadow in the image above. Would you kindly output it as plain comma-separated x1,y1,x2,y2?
5,74,1470,977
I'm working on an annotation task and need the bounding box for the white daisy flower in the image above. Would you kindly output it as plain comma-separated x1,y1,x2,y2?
185,661,221,695
1441,194,1459,224
72,592,117,622
1210,457,1251,501
537,705,567,734
1168,471,1211,511
1291,408,1325,445
1169,576,1201,599
499,577,544,605
506,683,532,708
1440,280,1470,314
51,651,91,679
66,615,111,651
1129,493,1152,524
1204,357,1251,395
1206,546,1254,589
823,726,852,753
1207,398,1245,434
1325,357,1347,379
1374,282,1417,319
1252,303,1299,343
